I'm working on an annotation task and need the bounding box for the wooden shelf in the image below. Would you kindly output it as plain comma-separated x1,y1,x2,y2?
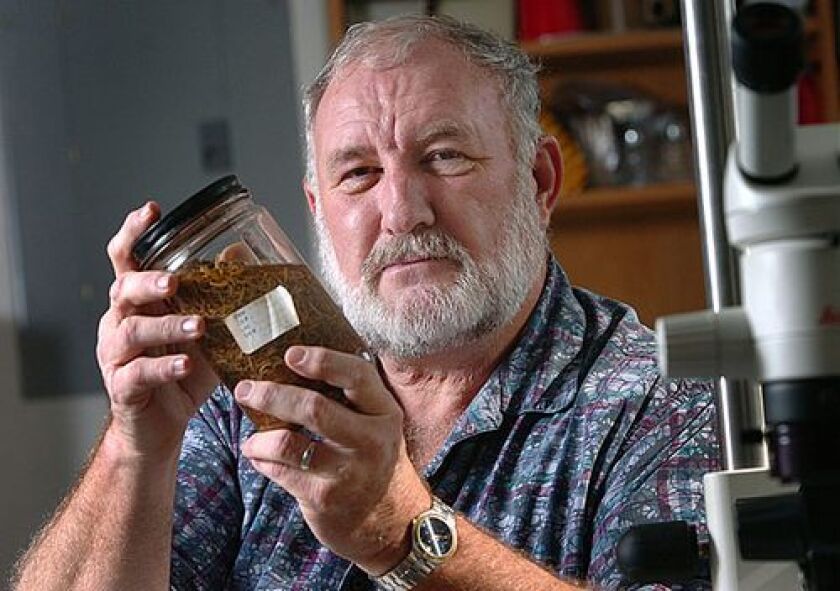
521,28,683,61
523,17,818,61
553,182,696,222
549,181,705,326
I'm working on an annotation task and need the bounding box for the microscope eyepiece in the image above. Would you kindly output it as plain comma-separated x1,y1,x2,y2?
732,3,804,94
731,2,804,182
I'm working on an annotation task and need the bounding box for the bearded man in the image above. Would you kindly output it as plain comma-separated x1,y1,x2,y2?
13,15,718,591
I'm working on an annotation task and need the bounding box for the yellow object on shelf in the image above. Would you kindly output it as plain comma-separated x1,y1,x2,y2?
540,111,588,199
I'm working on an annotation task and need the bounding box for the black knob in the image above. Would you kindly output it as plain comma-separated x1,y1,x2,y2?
617,521,701,584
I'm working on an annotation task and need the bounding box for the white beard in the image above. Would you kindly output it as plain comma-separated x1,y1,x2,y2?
314,174,548,359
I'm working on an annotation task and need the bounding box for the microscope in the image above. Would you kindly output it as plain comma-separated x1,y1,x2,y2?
619,2,840,589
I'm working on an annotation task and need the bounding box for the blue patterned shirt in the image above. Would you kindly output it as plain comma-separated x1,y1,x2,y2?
170,257,719,590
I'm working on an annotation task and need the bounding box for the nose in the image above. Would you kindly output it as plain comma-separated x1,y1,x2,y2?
377,165,435,236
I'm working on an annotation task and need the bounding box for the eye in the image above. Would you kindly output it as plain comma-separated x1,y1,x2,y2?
428,149,462,161
344,166,378,179
339,166,381,193
424,150,474,175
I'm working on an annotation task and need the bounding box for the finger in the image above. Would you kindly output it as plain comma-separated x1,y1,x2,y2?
108,354,192,405
242,431,339,475
97,307,121,348
109,270,177,313
245,453,334,506
178,342,224,406
109,314,204,366
107,202,160,276
284,346,393,415
216,241,259,264
235,380,370,444
248,458,299,486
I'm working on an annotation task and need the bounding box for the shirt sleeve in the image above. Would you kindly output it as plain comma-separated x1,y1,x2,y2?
588,377,720,590
170,386,244,590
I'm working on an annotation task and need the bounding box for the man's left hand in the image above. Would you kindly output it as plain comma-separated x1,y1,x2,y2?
234,345,431,574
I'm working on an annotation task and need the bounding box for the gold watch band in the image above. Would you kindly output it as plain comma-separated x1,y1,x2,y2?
372,496,458,591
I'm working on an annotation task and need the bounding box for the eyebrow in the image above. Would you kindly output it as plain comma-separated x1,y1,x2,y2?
325,146,375,176
415,121,472,146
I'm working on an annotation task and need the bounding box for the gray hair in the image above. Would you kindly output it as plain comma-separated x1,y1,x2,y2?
302,14,542,194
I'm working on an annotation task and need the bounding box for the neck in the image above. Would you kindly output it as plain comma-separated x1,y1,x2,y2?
379,266,546,421
377,268,545,467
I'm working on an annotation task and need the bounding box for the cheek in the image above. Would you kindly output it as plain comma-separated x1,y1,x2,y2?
323,202,380,282
438,184,511,255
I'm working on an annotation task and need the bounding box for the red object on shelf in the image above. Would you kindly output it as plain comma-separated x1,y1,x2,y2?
518,0,585,41
798,72,823,124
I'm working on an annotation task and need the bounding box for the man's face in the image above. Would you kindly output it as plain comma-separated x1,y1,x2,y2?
308,42,547,358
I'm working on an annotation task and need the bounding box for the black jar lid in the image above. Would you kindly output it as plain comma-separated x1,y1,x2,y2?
132,175,245,266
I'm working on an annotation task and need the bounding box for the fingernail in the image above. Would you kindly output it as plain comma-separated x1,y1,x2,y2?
172,356,188,375
157,275,171,291
236,381,252,400
182,317,200,333
286,347,305,366
141,202,154,220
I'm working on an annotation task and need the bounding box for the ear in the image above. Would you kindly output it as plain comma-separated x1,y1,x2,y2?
532,134,563,225
303,179,317,216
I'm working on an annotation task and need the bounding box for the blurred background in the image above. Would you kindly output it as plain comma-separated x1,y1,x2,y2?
0,1,325,582
0,0,836,585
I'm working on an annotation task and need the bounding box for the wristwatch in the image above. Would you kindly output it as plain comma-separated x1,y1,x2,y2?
372,496,459,590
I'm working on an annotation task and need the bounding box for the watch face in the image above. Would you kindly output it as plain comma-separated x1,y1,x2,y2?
416,515,455,558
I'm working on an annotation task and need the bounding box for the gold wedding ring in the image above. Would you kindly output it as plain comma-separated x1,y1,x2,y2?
300,441,317,472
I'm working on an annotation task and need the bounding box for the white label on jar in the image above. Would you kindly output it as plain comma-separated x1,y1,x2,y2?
224,285,300,354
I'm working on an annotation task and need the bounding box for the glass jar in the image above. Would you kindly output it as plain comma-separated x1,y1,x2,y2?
131,175,368,431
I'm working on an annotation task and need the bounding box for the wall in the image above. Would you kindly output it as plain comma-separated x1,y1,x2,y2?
0,0,324,584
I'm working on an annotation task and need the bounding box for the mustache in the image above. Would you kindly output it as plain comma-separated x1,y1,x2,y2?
360,229,468,280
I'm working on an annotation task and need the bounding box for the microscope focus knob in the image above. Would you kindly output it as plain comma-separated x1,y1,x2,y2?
617,521,705,585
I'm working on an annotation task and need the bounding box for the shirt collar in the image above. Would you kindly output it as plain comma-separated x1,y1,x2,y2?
423,255,587,476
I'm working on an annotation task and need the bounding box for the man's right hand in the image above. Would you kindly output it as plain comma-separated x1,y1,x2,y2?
97,202,217,461
11,202,214,591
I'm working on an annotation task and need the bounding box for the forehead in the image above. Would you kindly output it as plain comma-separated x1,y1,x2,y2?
312,42,508,147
